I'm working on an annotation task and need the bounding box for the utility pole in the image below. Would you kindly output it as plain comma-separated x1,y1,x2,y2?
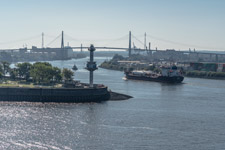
128,31,131,57
42,32,44,48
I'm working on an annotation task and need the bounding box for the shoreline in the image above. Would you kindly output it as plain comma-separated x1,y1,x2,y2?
0,80,133,102
100,65,225,80
183,75,225,80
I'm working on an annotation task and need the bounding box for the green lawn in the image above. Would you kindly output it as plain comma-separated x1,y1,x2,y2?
0,80,63,88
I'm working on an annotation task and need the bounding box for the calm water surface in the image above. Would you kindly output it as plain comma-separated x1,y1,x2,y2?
1,57,225,150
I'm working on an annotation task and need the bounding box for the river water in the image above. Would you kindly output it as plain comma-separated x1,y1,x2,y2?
1,57,225,150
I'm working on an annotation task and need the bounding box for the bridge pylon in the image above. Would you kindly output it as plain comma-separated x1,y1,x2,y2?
61,31,64,49
42,32,44,48
61,31,66,60
128,31,131,57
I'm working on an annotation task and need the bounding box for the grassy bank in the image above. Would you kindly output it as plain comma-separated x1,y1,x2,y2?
0,80,63,88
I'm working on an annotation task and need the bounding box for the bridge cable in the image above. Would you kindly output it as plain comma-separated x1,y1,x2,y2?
46,34,62,47
131,34,145,46
103,34,129,47
64,34,80,41
0,35,40,45
64,33,129,42
146,34,224,50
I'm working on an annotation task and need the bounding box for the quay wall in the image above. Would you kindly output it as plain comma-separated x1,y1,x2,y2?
0,87,110,103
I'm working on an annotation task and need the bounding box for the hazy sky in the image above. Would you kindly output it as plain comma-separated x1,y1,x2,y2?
0,0,225,50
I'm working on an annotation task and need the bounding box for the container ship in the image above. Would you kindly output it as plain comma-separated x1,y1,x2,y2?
125,66,184,83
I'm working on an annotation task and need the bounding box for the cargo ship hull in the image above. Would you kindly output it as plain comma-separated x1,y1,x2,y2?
125,74,184,83
0,87,110,103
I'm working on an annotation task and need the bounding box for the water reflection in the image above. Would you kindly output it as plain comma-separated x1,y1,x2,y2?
3,57,225,150
160,82,184,91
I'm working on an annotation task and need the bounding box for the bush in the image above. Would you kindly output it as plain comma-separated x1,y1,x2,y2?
185,71,225,78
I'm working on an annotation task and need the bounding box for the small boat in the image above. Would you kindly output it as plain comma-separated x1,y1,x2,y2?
72,64,78,71
125,66,184,83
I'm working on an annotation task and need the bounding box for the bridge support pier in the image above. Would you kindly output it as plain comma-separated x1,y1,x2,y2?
210,54,212,62
216,54,219,62
148,42,152,57
196,53,199,62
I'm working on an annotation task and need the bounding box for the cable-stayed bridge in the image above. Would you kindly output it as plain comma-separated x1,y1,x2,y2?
0,31,225,62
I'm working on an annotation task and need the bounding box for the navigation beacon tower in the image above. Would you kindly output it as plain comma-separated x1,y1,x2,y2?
86,44,98,88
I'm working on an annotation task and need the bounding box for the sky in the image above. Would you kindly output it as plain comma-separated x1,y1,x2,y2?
0,0,225,51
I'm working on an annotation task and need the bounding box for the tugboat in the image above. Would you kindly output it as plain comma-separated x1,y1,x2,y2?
125,66,184,83
72,64,78,71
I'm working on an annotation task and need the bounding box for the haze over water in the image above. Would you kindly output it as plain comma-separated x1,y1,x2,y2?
1,57,225,149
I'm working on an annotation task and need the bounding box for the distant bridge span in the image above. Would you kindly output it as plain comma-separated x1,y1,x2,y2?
1,30,225,63
1,46,225,56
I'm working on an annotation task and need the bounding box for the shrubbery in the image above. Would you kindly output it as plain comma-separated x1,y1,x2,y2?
185,71,225,78
0,61,75,84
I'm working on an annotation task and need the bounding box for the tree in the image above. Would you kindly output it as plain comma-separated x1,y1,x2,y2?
9,68,18,80
30,62,53,84
30,62,62,84
112,54,124,61
0,64,3,74
16,62,32,81
1,61,11,75
52,67,62,82
62,68,74,81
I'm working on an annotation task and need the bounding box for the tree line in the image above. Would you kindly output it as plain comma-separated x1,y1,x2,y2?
0,61,74,84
